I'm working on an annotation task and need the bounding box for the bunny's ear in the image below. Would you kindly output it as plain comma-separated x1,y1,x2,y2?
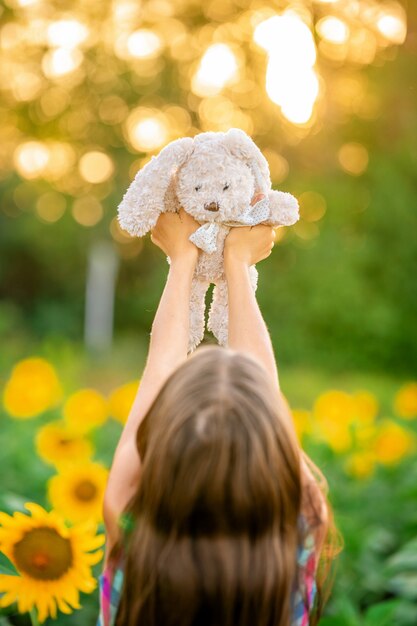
223,128,271,193
117,136,194,237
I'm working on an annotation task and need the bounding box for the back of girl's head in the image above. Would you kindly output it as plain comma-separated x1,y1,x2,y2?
114,346,337,626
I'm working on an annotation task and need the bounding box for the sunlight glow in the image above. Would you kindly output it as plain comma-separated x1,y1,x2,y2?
377,13,406,44
79,151,114,184
317,16,349,44
254,13,319,125
42,48,83,77
127,29,162,58
254,14,316,65
14,141,49,179
36,192,66,223
72,196,103,227
338,142,369,175
192,44,238,97
125,109,169,152
47,20,89,48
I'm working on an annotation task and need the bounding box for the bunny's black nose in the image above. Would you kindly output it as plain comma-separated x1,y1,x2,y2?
205,202,219,212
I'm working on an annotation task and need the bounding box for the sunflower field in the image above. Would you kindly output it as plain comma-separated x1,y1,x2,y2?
1,0,417,624
1,347,417,625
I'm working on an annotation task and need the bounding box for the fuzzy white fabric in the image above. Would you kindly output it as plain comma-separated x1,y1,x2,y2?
117,128,299,352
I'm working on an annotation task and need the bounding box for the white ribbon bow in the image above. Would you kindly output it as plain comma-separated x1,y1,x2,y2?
189,197,270,254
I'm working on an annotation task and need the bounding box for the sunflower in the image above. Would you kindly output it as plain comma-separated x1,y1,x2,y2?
313,390,357,425
394,382,417,420
0,502,104,623
48,462,109,524
108,380,139,424
63,388,108,433
3,357,62,419
371,419,415,465
36,421,94,467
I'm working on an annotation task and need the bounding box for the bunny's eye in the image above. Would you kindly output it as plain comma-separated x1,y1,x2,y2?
223,183,230,191
195,185,202,191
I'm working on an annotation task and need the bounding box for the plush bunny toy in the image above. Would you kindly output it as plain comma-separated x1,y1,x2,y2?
118,127,299,352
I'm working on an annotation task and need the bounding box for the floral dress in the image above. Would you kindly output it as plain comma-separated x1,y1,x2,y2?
97,512,317,626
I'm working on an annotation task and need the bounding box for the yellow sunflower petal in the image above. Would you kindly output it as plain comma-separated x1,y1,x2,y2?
372,420,415,465
108,380,139,424
64,388,109,433
3,357,62,419
35,421,94,467
0,588,19,607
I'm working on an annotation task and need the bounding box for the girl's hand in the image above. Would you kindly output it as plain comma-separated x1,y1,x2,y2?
224,225,276,268
224,193,276,268
151,209,199,264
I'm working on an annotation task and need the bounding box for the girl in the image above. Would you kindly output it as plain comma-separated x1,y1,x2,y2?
99,207,341,626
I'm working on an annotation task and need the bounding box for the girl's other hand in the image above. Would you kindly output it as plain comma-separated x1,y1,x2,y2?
151,209,199,264
224,193,276,268
224,224,276,268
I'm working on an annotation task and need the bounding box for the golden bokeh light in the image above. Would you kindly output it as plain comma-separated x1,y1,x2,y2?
254,12,320,125
127,29,163,58
72,196,103,227
99,95,129,125
13,141,49,179
192,43,239,97
44,141,76,180
11,70,43,102
7,0,40,6
254,13,316,65
294,220,320,241
47,20,89,49
338,142,369,176
347,28,377,65
39,86,70,117
110,217,136,244
124,107,170,152
316,16,349,44
298,191,327,222
163,104,192,135
262,149,289,184
377,13,407,45
36,191,66,223
110,216,144,258
78,151,114,184
42,47,84,78
198,96,253,133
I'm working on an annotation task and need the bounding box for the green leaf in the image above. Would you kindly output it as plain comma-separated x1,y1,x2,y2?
363,599,402,626
384,538,417,574
0,552,17,575
387,573,417,600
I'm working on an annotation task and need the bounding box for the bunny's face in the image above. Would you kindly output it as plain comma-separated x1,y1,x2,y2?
176,146,255,223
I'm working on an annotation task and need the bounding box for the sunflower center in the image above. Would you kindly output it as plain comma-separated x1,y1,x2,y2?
13,526,73,580
74,479,98,502
58,437,74,446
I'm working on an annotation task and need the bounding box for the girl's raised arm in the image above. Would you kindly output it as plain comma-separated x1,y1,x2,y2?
103,209,199,555
224,214,329,555
224,217,280,391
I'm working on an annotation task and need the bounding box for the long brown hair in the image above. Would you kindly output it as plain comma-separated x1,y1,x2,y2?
112,346,342,626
